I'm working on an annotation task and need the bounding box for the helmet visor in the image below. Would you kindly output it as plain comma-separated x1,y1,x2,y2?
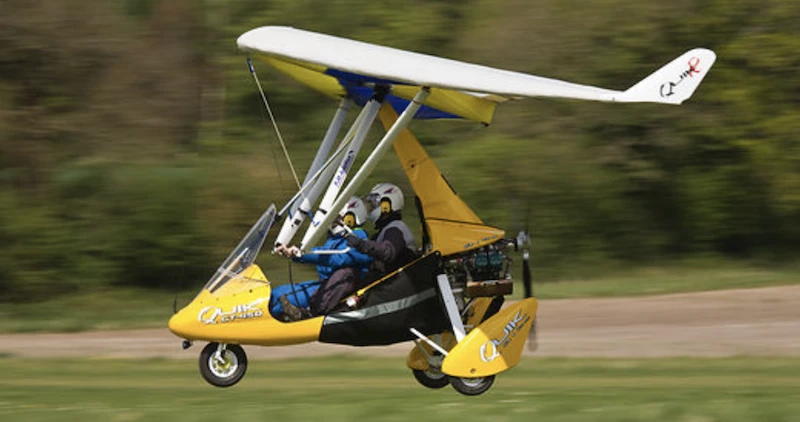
364,192,381,215
363,192,382,223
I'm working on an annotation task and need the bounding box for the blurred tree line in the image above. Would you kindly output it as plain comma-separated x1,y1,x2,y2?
0,0,798,300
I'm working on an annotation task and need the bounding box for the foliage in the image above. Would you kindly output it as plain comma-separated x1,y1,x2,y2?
0,0,798,299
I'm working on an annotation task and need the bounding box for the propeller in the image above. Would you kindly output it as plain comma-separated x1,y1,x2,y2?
515,202,538,352
518,231,533,299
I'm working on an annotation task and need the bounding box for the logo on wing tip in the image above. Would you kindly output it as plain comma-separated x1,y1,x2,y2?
660,57,702,98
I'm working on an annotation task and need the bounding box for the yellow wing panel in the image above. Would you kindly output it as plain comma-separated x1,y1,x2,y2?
392,86,496,125
259,56,346,99
254,55,497,123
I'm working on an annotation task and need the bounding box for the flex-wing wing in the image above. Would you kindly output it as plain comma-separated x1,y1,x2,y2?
237,26,716,124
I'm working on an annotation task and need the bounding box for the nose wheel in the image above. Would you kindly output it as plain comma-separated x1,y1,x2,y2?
199,342,248,387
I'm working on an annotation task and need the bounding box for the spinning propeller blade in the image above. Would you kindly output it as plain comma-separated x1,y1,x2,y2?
517,207,538,352
521,244,532,299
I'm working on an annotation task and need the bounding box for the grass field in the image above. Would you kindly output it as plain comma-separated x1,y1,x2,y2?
0,356,798,421
0,263,797,333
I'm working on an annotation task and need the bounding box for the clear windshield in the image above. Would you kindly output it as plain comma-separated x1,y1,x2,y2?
204,204,276,292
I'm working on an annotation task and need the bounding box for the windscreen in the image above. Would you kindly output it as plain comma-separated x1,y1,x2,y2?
204,204,276,292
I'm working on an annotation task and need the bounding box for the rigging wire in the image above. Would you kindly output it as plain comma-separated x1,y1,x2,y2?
247,58,301,190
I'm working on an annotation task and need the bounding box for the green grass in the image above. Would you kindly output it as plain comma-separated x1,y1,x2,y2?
0,356,798,421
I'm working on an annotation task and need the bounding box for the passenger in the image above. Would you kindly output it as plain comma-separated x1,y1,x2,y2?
345,183,417,285
272,197,372,321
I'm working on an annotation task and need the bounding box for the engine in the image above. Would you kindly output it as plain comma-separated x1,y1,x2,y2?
442,240,514,311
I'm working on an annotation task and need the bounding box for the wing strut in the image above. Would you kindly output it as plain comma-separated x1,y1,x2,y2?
298,92,386,248
301,87,431,250
275,107,366,218
274,97,377,240
275,98,351,247
305,98,352,187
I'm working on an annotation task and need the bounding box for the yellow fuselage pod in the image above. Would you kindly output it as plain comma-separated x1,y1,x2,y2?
441,298,538,378
168,264,323,346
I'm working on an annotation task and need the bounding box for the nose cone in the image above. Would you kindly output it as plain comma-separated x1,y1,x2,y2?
168,307,195,339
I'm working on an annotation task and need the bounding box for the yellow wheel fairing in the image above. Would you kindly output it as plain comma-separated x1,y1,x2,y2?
406,345,430,370
406,332,456,370
462,297,496,331
441,298,538,378
168,264,323,346
405,297,494,371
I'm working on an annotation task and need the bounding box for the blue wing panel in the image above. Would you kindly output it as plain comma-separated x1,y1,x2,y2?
328,68,460,120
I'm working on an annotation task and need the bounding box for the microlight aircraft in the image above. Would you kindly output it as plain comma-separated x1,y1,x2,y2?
168,26,716,395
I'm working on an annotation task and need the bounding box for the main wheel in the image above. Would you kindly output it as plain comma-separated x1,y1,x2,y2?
449,375,495,396
412,368,450,389
199,342,248,387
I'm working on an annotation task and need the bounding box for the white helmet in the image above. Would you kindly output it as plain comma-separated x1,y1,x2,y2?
338,196,368,228
365,183,404,223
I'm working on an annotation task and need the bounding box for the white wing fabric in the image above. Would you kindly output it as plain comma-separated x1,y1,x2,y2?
238,26,715,106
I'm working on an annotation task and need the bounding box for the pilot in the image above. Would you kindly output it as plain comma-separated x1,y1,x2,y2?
273,197,372,320
345,182,417,285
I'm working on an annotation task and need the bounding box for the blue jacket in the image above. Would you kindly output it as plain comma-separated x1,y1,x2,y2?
294,228,372,281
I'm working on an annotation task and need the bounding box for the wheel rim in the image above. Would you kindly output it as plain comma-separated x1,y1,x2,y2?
459,377,486,388
208,350,238,378
424,369,445,380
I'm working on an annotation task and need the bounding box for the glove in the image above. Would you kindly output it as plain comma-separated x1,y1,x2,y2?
346,234,364,249
275,244,302,258
329,221,347,238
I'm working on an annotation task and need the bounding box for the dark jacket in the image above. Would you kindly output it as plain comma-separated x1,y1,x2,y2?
348,213,416,282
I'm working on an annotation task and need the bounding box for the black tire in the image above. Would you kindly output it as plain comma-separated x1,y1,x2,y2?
199,342,248,388
412,368,450,389
449,375,495,396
